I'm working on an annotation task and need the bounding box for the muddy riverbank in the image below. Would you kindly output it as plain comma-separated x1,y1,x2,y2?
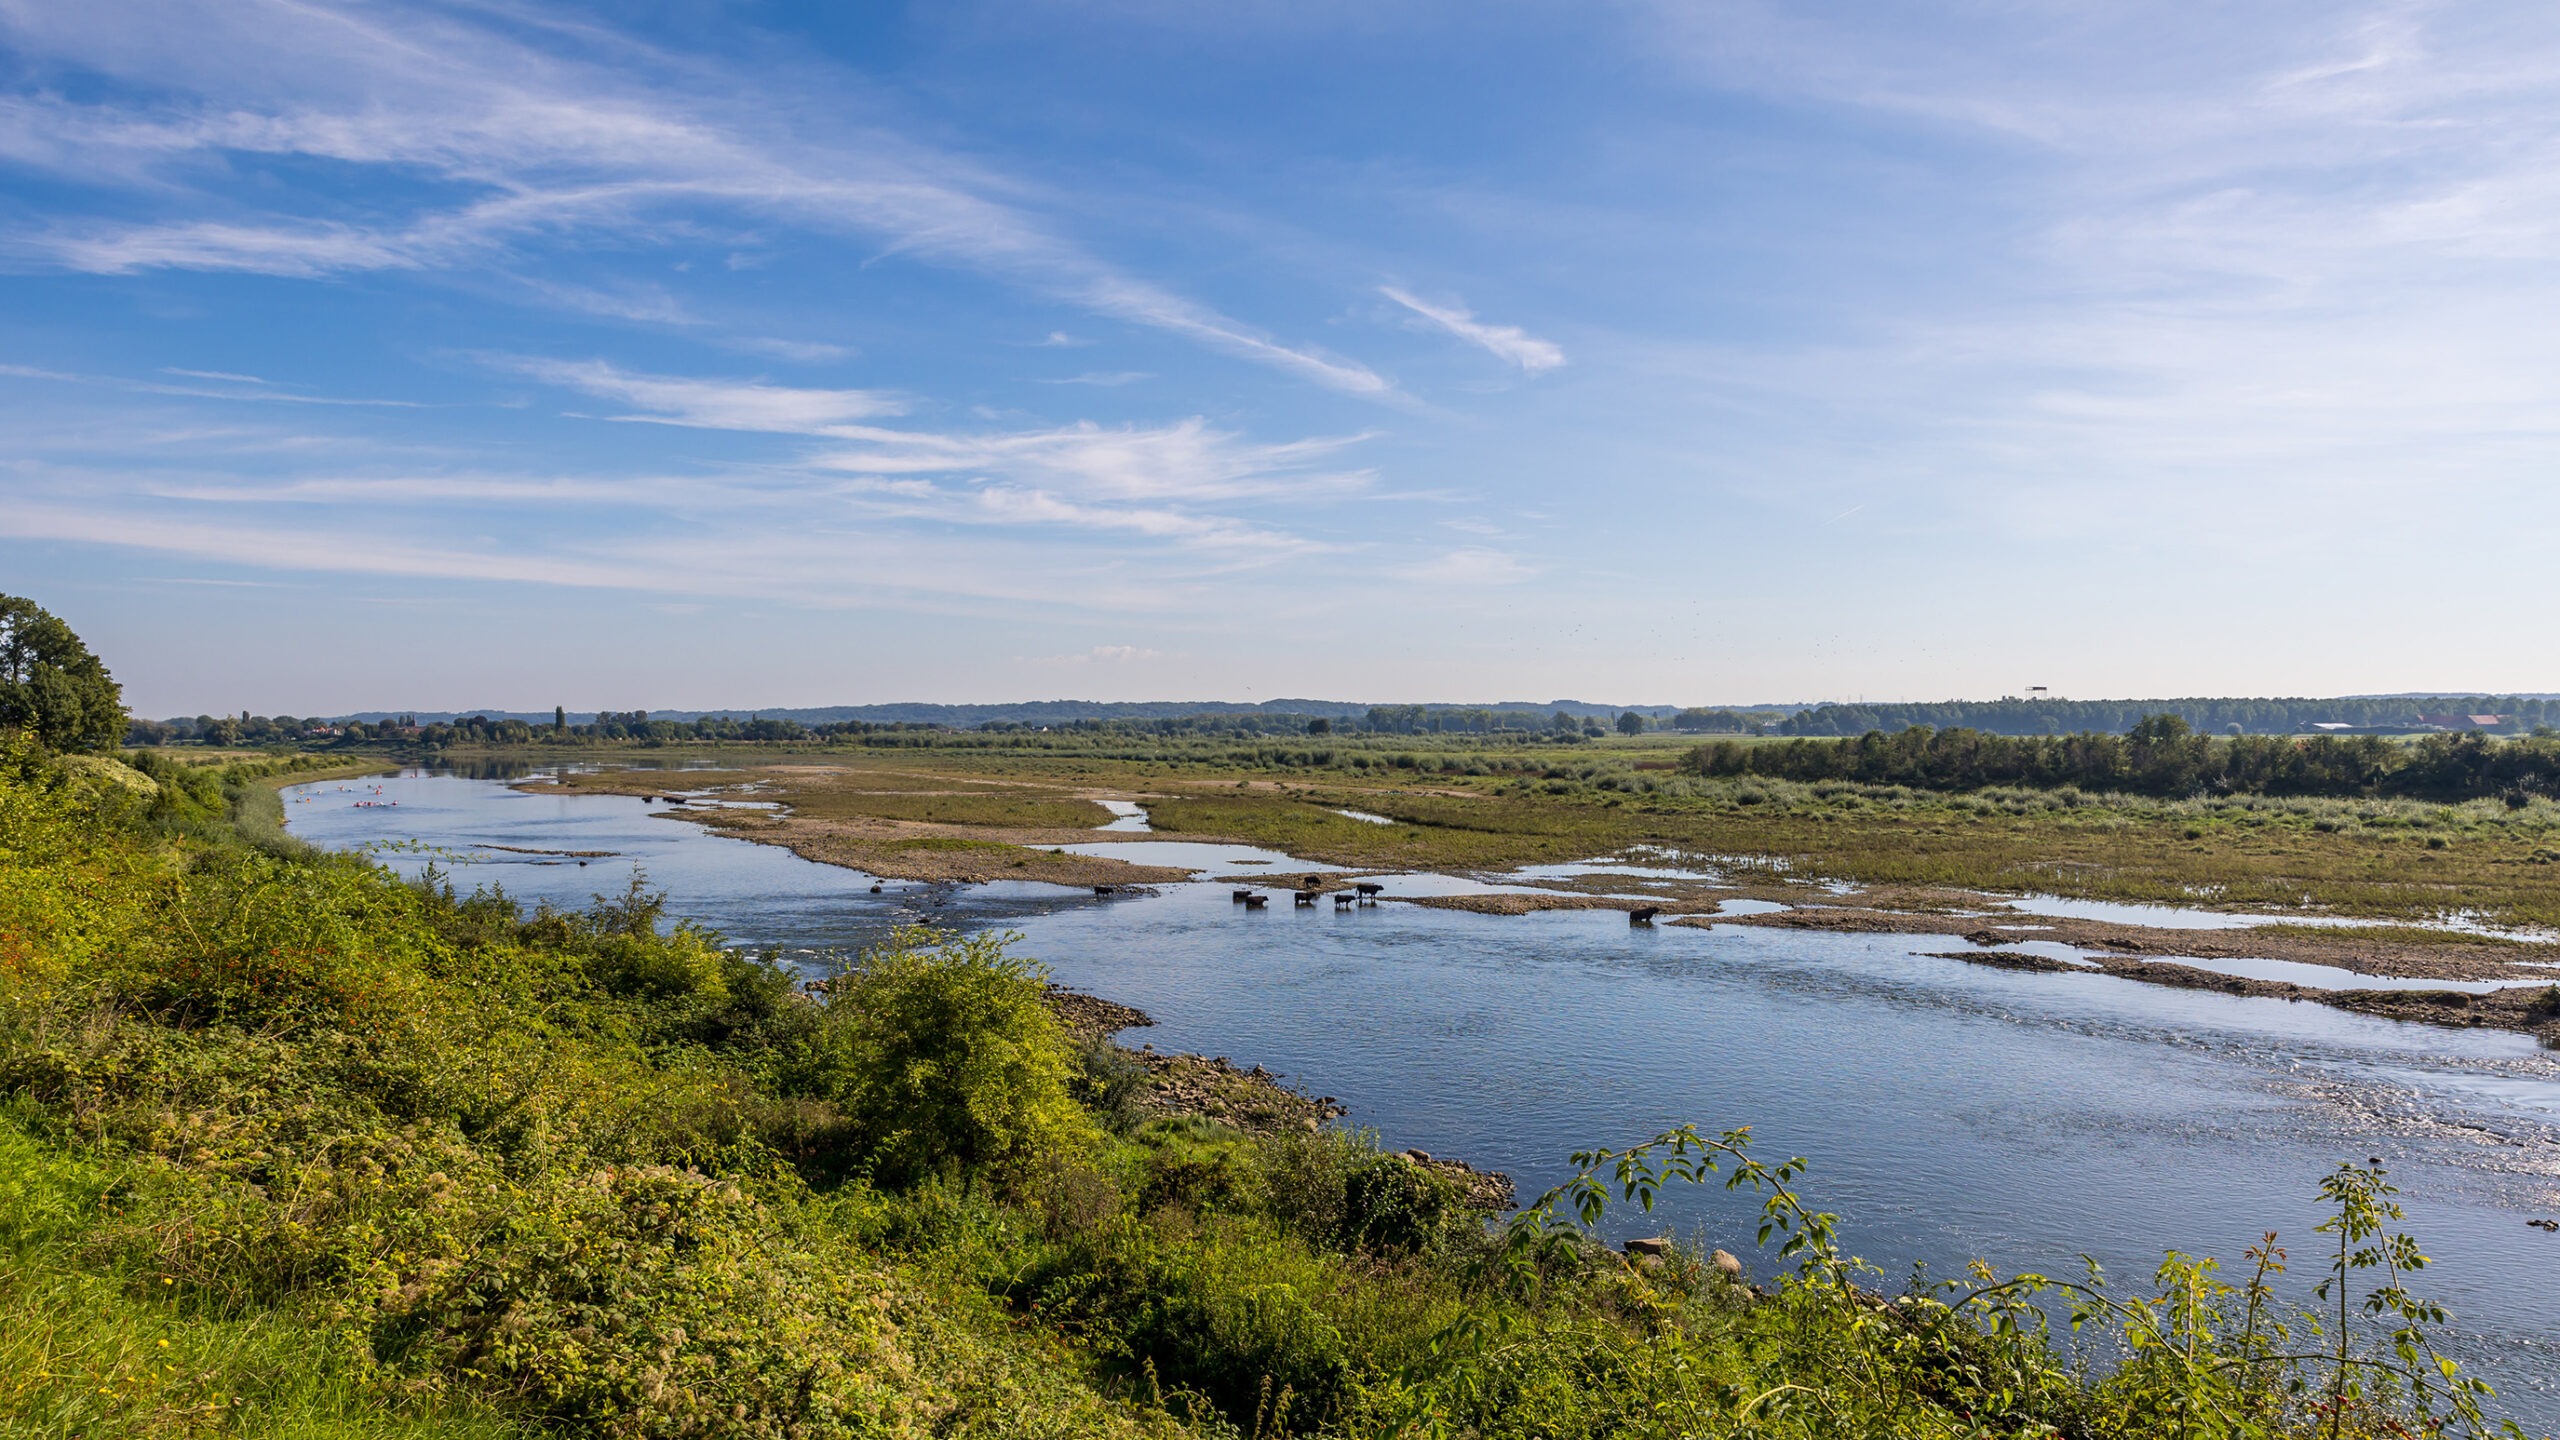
1918,947,2560,1042
512,772,1202,886
1707,904,2550,981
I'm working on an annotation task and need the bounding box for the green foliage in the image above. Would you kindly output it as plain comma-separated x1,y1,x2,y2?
0,594,127,754
387,1165,914,1436
1071,1038,1153,1136
797,926,1095,1187
1250,1130,1465,1259
0,1114,530,1440
1687,719,2560,803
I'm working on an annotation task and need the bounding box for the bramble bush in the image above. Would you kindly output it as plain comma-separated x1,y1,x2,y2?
791,926,1095,1188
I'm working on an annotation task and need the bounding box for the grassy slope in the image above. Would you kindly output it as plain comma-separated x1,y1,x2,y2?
0,1118,532,1440
8,744,2523,1438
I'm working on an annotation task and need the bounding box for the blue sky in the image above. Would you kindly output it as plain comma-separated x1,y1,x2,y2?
5,1,2557,716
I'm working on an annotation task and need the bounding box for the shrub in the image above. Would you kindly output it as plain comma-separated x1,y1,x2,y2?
1338,1152,1460,1255
1070,1039,1150,1135
799,927,1093,1187
392,1165,911,1437
1252,1129,1459,1258
122,846,435,1037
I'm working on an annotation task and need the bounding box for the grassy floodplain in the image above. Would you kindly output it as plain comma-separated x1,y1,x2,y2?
495,730,2560,934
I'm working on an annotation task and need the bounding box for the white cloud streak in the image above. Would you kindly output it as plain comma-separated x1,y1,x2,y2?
498,357,906,431
1379,286,1564,372
1395,547,1535,585
0,0,1390,395
500,356,1373,512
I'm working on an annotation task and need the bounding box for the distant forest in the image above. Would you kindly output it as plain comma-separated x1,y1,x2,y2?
1687,716,2560,801
1774,696,2559,737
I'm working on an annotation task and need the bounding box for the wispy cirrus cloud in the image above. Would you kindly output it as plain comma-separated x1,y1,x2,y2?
501,356,1371,510
1394,547,1535,585
1026,645,1171,667
1379,286,1564,373
726,337,855,365
496,357,906,432
1037,371,1151,387
0,0,1390,395
2,358,425,408
809,419,1373,505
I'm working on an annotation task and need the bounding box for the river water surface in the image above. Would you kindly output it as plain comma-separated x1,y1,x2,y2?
285,768,2560,1428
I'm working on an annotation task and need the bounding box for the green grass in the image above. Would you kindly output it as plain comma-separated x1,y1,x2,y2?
0,1116,529,1440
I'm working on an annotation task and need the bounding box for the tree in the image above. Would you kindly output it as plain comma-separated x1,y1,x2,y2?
1616,711,1644,736
0,595,126,754
1306,717,1331,735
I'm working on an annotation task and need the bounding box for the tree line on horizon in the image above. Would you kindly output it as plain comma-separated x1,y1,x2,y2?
1687,714,2560,802
1774,695,2559,737
123,694,2560,753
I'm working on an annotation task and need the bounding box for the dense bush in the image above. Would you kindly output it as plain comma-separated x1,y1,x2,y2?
792,926,1094,1187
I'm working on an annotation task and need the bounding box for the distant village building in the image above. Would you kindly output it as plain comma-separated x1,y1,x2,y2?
2415,714,2507,731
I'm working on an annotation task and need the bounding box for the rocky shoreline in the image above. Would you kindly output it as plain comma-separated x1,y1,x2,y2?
1040,985,1515,1209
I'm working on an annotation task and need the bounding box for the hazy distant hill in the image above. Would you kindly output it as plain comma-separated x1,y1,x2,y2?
310,699,1704,728
221,693,2560,735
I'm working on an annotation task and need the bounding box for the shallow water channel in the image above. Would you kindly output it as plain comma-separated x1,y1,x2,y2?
285,768,2560,1426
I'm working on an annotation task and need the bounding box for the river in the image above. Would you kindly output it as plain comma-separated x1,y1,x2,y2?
285,766,2560,1428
